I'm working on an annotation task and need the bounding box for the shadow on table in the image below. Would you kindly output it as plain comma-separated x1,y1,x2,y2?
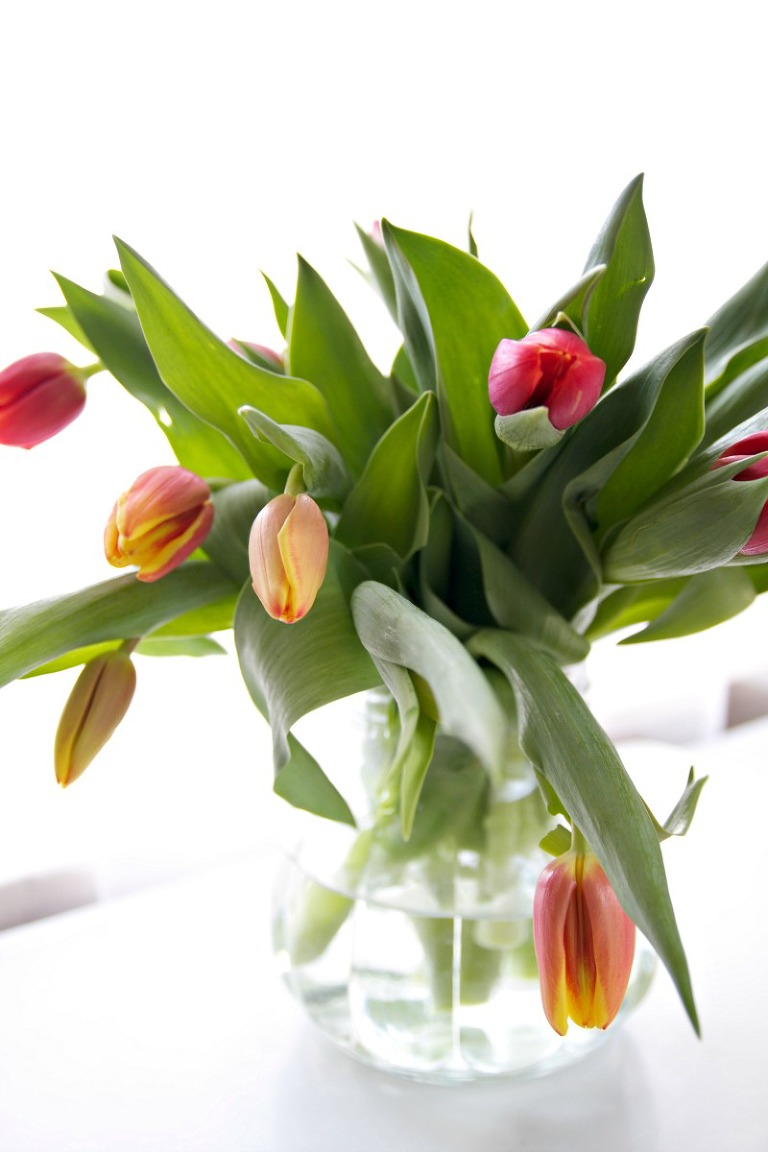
266,1026,658,1152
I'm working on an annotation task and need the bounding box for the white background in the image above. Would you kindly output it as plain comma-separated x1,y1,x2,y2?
2,0,768,900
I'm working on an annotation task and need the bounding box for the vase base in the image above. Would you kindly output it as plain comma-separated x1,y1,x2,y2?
279,948,657,1085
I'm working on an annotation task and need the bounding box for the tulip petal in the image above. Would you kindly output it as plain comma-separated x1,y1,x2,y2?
277,494,330,622
54,651,137,786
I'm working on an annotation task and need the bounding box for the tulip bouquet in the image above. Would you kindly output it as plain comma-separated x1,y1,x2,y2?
3,175,768,1042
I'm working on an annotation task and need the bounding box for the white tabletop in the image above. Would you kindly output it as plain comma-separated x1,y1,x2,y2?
0,727,766,1152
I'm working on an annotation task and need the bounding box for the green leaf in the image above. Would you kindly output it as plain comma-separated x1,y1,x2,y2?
368,657,438,839
0,563,237,687
704,259,768,382
37,303,94,351
469,630,699,1034
351,581,508,774
506,332,720,618
653,768,708,842
273,733,356,826
203,480,271,584
469,525,590,664
234,544,381,774
540,824,572,857
383,222,526,485
619,568,755,643
494,408,564,452
532,265,606,332
582,174,655,384
703,354,768,448
115,239,335,489
287,256,394,477
603,456,768,581
595,330,706,526
239,408,351,504
354,223,397,319
135,635,226,658
262,272,290,339
336,392,438,560
53,274,252,480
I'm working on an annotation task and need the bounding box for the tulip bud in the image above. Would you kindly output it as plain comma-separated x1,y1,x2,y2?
54,649,137,787
227,340,285,371
713,432,768,555
0,353,88,448
489,328,605,431
533,850,636,1035
105,465,214,582
249,493,329,623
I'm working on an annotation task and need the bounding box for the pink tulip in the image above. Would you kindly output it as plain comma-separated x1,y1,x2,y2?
0,353,87,448
489,328,605,431
105,465,214,582
533,850,636,1035
54,649,137,787
228,340,284,371
249,493,329,623
714,432,768,555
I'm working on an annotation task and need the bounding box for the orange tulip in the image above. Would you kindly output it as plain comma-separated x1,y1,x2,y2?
105,465,213,582
248,493,329,623
533,850,636,1035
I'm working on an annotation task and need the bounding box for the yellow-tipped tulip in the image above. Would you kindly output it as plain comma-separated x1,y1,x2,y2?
248,493,329,623
533,849,636,1035
54,650,137,787
104,465,214,582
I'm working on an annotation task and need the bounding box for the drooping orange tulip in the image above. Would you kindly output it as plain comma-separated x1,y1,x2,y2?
54,649,137,787
533,849,636,1035
248,493,329,623
105,465,214,582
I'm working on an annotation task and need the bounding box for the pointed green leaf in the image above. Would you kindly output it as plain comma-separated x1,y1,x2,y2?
619,568,755,643
262,272,290,339
596,330,706,526
582,174,655,384
37,303,94,351
53,274,251,480
351,581,507,774
469,630,698,1034
116,239,334,489
204,480,271,584
355,223,397,319
643,768,708,842
532,264,606,332
369,656,437,839
383,222,526,485
336,392,439,559
603,456,768,581
239,407,351,504
704,259,768,382
287,256,394,476
234,544,381,778
273,732,355,826
703,354,768,448
0,563,237,687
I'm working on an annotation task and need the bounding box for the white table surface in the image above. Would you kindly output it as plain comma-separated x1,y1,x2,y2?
1,726,766,1152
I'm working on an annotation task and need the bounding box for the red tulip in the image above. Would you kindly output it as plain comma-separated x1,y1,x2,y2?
714,432,768,555
249,493,329,623
533,850,636,1035
105,465,214,582
0,353,87,448
489,328,605,431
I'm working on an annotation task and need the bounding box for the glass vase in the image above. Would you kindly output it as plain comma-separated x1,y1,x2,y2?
272,692,656,1083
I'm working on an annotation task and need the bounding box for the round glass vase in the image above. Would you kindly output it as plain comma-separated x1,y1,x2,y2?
272,694,656,1083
